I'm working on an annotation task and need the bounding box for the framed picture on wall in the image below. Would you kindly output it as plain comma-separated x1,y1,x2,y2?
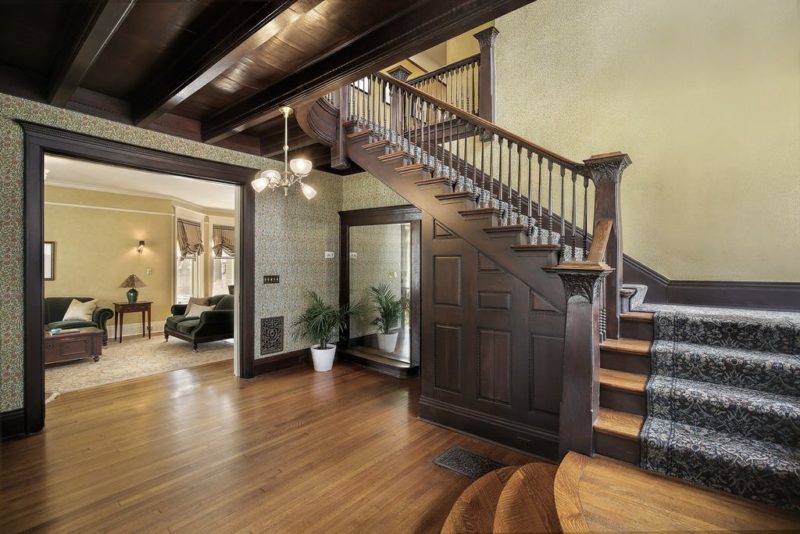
44,241,55,281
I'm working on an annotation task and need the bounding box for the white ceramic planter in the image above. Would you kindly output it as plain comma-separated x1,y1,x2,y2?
310,345,336,372
377,332,398,353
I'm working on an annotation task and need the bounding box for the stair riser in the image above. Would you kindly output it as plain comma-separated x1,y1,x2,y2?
601,350,651,374
600,387,646,416
485,232,528,246
437,197,477,210
594,432,640,464
620,319,654,341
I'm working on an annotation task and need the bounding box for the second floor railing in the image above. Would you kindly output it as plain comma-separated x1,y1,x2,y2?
407,54,480,116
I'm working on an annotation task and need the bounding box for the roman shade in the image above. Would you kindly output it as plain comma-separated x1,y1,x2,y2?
212,225,235,258
177,219,204,259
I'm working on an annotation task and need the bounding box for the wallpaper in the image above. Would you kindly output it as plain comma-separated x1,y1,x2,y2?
0,93,408,412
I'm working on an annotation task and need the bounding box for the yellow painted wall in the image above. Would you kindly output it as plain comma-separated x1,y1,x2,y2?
494,0,800,282
44,186,175,323
446,21,493,64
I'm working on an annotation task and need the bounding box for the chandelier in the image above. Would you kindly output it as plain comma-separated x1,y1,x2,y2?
251,106,316,199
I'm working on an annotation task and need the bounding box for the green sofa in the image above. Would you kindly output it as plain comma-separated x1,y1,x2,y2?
164,294,234,350
44,297,114,345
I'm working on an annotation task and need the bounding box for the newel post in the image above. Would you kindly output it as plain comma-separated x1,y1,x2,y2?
584,152,631,340
389,66,411,140
546,263,613,458
473,27,499,123
331,84,352,170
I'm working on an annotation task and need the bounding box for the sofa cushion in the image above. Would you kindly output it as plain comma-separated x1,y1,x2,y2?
46,320,97,331
165,315,192,330
176,319,200,334
185,303,215,318
63,299,97,321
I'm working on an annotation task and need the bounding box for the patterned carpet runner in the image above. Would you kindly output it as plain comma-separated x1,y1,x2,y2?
636,304,800,512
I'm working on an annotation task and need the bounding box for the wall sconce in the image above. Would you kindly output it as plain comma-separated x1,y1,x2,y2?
137,240,145,254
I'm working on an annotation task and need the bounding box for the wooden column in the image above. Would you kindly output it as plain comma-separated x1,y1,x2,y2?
546,263,613,458
331,84,351,170
388,66,411,141
584,152,631,340
474,27,499,123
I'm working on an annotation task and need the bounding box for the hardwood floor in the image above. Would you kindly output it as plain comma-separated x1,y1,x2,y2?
1,360,535,533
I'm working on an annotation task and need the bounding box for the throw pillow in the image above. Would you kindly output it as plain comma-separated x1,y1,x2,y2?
63,299,97,322
185,303,215,318
187,296,209,308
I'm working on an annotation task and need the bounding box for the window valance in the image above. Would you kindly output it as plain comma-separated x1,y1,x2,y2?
212,225,235,258
177,219,204,258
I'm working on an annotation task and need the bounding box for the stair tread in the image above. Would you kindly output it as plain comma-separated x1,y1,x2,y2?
636,303,800,324
594,408,643,440
620,311,654,322
601,338,652,355
599,368,647,393
440,466,519,534
511,244,561,252
493,462,560,534
484,224,526,234
555,452,800,532
338,347,412,368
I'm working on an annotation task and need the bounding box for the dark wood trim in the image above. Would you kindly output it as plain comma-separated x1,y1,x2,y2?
623,255,800,312
253,349,309,376
338,205,422,367
0,409,25,440
19,121,257,435
418,395,559,460
49,0,136,106
201,0,533,143
132,0,296,127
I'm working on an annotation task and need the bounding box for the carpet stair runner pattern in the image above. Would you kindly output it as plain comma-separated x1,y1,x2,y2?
636,304,800,511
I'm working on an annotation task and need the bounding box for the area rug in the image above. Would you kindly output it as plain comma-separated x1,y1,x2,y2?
635,304,800,512
45,336,233,395
433,446,506,479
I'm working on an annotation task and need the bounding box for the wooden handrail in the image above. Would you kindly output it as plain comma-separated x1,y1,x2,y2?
586,219,612,263
407,54,480,86
375,71,584,173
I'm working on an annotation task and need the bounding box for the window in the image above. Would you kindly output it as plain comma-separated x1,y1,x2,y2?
175,252,196,304
212,252,235,296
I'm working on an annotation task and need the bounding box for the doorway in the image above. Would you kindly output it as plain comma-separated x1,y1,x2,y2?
21,122,257,434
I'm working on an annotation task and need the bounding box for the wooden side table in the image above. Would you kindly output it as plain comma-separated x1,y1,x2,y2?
114,301,152,343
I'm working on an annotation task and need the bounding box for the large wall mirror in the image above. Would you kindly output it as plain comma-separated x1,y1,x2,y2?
339,206,421,370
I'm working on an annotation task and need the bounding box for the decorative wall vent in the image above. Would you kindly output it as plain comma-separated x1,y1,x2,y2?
260,316,284,355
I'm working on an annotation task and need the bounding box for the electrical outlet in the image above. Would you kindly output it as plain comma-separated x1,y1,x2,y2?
350,252,357,259
264,275,280,284
146,268,153,276
324,251,335,259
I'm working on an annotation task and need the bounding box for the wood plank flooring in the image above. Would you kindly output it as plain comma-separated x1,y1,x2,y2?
0,360,534,533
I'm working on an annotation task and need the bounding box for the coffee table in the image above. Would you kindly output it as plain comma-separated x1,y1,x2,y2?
44,327,103,366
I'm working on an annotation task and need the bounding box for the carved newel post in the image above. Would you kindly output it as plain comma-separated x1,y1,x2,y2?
331,84,352,170
473,27,499,123
584,152,631,340
546,262,613,458
388,66,411,141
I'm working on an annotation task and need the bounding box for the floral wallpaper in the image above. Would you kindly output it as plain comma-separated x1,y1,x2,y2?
0,93,408,413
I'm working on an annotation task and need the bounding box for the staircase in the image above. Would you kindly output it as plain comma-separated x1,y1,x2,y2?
296,64,800,516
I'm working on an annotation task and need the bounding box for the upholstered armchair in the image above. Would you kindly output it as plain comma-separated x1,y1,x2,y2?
43,297,114,345
163,294,234,350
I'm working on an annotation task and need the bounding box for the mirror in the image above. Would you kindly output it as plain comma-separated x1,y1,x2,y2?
348,223,411,363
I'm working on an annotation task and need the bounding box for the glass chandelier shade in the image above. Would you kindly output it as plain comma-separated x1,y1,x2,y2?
250,106,315,198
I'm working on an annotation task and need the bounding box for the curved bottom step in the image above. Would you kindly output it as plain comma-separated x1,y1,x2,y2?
494,462,560,533
441,466,518,534
555,452,800,532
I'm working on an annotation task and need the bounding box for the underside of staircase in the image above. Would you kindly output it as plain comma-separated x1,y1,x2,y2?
296,67,800,522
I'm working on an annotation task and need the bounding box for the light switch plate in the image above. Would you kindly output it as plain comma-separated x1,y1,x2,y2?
264,275,280,284
324,251,335,259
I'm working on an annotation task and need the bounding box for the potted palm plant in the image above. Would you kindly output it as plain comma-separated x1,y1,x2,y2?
369,283,407,353
292,291,360,372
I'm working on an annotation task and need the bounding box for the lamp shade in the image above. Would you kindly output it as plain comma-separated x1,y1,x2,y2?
301,182,317,200
251,175,268,193
289,158,312,177
119,274,146,289
264,169,282,186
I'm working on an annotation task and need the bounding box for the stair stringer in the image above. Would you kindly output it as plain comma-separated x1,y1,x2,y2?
345,135,566,313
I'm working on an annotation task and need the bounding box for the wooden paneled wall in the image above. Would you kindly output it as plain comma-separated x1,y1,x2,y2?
419,215,564,459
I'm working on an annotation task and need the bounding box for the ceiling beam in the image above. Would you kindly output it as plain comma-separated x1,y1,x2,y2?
201,0,533,143
131,0,306,127
49,0,136,107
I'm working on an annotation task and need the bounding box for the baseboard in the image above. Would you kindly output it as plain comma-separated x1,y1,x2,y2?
624,256,800,312
253,349,309,375
418,395,559,460
1,408,25,440
117,320,166,339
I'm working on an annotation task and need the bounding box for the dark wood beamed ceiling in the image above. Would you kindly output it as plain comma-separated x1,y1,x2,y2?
48,0,136,106
202,0,531,144
131,0,299,127
0,0,534,172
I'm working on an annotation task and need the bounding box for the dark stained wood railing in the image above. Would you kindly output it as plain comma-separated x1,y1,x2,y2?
407,54,480,115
